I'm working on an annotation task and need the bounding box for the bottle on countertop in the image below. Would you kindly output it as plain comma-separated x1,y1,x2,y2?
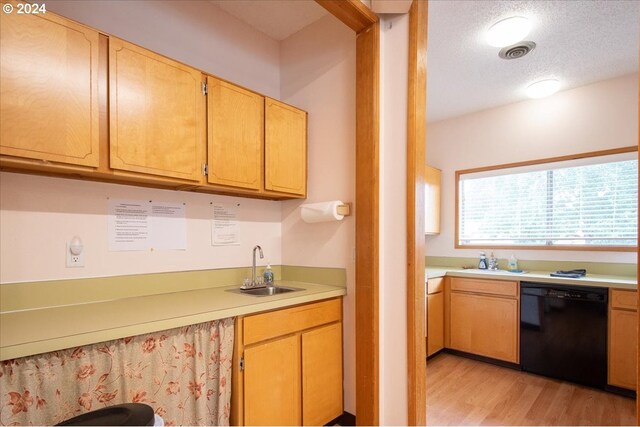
489,252,498,270
263,263,274,285
508,254,518,271
478,252,488,270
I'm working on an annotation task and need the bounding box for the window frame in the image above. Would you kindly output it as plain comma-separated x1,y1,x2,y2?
454,146,638,252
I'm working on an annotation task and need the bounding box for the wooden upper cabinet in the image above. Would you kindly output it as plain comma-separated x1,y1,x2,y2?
207,77,263,190
109,37,204,182
0,1,100,167
265,98,307,196
425,165,441,234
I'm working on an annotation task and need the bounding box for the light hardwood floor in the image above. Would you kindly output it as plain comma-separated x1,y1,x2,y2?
427,353,636,426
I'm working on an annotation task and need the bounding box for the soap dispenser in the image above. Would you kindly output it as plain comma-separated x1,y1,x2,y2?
478,252,488,270
263,263,274,285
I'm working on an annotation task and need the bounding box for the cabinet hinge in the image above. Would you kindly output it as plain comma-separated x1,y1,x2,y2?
239,356,244,371
202,82,208,95
202,164,208,176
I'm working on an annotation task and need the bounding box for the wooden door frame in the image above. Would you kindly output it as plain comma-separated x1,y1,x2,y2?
317,1,429,425
406,1,428,425
315,1,380,425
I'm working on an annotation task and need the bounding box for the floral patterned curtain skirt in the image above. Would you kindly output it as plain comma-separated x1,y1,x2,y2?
0,318,234,426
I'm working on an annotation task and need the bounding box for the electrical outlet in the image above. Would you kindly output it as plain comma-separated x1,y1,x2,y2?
66,243,84,268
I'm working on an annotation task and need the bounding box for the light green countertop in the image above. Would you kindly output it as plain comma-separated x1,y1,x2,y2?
426,266,637,290
0,280,346,361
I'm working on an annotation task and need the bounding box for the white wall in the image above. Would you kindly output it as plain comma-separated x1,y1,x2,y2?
0,173,281,283
426,73,639,264
45,0,280,98
279,14,357,414
379,14,409,426
1,1,287,283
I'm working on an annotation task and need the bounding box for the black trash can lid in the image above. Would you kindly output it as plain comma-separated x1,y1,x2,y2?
56,403,155,426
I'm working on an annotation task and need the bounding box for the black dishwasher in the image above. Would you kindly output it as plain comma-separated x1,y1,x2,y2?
520,282,608,389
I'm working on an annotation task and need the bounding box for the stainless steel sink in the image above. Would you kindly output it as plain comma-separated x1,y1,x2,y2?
227,286,304,297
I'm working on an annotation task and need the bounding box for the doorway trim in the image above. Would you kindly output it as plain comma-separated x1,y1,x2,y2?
315,1,380,425
406,1,428,425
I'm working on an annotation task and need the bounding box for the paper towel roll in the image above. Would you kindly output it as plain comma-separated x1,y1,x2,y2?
300,201,345,223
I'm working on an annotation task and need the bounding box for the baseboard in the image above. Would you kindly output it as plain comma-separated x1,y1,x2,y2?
326,411,356,426
605,384,637,399
427,348,445,360
443,348,522,370
445,349,636,399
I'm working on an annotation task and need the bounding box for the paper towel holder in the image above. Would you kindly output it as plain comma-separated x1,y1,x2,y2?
300,201,352,223
337,203,352,216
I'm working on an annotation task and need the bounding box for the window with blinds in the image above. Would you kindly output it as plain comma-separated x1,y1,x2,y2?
457,150,638,249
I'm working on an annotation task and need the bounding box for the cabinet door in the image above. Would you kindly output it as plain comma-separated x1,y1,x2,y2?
265,98,307,196
244,335,301,426
0,1,100,167
302,323,343,426
427,292,444,357
609,309,638,390
450,292,519,363
109,37,203,181
425,166,441,234
207,77,263,190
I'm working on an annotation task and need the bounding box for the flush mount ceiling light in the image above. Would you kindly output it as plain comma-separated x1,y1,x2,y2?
526,79,561,99
486,16,531,48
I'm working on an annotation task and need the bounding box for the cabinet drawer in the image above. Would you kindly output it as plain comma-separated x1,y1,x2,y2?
427,277,444,294
611,290,638,311
244,298,341,345
450,277,518,298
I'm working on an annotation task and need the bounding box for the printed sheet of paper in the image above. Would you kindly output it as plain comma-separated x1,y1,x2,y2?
150,202,187,250
108,199,151,251
212,202,239,246
108,199,187,251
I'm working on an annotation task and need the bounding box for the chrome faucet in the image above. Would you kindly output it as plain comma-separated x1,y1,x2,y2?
252,245,264,287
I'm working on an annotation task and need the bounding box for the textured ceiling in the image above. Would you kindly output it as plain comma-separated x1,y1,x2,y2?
209,0,327,41
426,1,640,122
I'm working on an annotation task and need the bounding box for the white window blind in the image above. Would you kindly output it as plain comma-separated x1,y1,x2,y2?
458,152,638,248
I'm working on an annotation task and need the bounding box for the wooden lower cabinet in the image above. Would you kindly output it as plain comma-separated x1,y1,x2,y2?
244,335,301,426
449,289,519,363
608,290,638,391
302,323,343,426
233,298,343,426
427,278,444,357
427,292,444,356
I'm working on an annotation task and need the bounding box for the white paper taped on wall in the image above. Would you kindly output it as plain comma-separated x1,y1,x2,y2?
212,202,239,245
300,200,348,223
107,198,187,251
